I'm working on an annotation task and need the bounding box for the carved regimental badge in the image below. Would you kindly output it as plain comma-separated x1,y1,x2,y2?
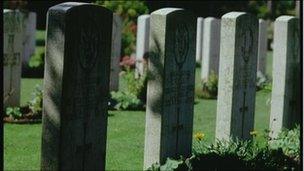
174,23,189,68
240,27,253,63
79,13,102,71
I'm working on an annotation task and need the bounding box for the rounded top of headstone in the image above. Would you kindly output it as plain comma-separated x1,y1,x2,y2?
3,9,13,13
138,14,150,19
258,19,265,23
48,2,112,14
197,17,203,21
151,8,183,16
222,12,247,19
204,17,219,22
276,15,297,22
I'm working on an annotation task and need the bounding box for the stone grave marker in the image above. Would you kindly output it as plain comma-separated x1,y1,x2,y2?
215,12,258,141
201,17,221,81
40,3,112,170
135,14,150,78
195,17,203,63
257,19,267,75
22,11,36,69
144,8,196,169
3,9,24,109
110,13,122,92
269,16,300,139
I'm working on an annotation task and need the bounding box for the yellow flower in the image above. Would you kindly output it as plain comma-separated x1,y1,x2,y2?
250,130,258,137
194,132,205,141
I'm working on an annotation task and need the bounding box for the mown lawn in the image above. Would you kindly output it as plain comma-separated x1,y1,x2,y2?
4,61,273,171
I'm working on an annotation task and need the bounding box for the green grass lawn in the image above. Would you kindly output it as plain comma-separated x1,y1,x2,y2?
4,61,273,170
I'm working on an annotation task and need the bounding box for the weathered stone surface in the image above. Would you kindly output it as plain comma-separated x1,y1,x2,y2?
201,17,220,81
257,19,267,75
22,11,36,69
3,9,24,109
110,14,122,92
195,17,203,63
144,8,196,169
216,12,258,141
40,3,112,170
269,16,300,139
135,14,150,78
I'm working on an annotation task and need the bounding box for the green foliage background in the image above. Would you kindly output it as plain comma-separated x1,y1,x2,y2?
96,0,149,56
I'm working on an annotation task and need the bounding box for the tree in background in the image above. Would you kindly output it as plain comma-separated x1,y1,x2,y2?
3,0,28,11
247,0,296,20
96,0,149,57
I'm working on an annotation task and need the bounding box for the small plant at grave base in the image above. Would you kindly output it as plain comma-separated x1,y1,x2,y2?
6,107,22,120
269,125,300,162
110,67,147,110
262,82,272,91
110,91,141,110
196,71,218,99
28,84,43,115
150,130,300,171
256,71,271,91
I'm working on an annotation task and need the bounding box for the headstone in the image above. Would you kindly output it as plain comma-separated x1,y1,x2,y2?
195,17,203,63
295,0,299,17
110,14,122,92
257,19,267,75
269,16,300,139
22,11,36,69
144,8,196,169
135,14,150,78
40,3,112,170
3,9,24,109
215,12,258,141
201,17,220,81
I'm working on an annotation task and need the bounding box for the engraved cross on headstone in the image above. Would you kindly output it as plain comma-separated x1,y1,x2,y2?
4,34,20,66
240,91,248,138
241,30,252,63
172,122,183,131
4,34,20,101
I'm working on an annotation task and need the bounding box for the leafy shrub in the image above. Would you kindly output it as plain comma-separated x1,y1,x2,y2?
28,84,43,115
269,125,300,161
110,91,141,110
96,0,149,56
247,1,297,20
110,68,147,110
29,47,44,68
6,107,22,119
196,71,218,99
256,71,270,91
148,129,300,171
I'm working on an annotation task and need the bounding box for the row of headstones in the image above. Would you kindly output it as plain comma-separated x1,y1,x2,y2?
3,9,122,109
3,9,36,109
135,15,268,82
37,2,299,170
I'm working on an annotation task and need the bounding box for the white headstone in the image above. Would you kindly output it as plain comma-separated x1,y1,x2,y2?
110,14,122,92
201,17,220,81
3,9,24,109
135,14,150,78
257,19,267,75
144,8,196,169
22,11,36,68
195,17,203,63
216,12,258,141
269,16,300,139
